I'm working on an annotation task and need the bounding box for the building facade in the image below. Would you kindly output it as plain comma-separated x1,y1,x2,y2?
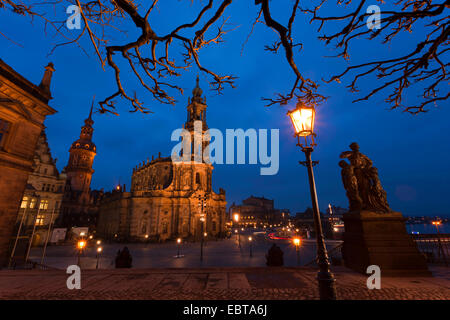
59,106,103,231
15,130,66,246
0,60,56,266
97,78,227,242
229,196,290,227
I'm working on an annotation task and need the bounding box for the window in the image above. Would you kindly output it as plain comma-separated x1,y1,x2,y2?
20,197,28,209
30,198,37,209
212,221,217,231
0,118,11,148
39,199,49,210
35,214,45,226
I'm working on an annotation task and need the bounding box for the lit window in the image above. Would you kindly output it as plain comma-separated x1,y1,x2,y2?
20,197,29,209
35,215,45,226
30,198,37,209
0,118,11,148
39,199,49,210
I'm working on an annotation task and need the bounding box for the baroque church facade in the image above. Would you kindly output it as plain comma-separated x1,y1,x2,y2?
97,78,227,241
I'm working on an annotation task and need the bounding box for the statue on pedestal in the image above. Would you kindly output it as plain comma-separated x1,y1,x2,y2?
339,143,429,276
339,142,390,213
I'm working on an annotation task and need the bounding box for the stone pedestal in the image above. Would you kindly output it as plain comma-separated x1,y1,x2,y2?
342,211,431,276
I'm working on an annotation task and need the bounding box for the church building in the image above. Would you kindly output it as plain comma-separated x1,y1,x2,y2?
97,77,227,241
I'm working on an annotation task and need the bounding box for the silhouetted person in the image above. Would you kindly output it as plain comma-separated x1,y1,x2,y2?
115,246,132,268
266,243,284,266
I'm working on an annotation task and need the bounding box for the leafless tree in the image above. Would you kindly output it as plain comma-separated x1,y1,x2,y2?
301,0,449,114
1,0,448,114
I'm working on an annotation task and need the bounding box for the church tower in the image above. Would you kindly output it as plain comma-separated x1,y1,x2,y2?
184,75,210,162
64,105,96,194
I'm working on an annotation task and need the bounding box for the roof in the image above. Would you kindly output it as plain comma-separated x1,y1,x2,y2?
0,59,51,103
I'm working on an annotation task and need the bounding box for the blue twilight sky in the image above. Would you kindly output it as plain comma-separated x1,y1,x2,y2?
1,1,449,216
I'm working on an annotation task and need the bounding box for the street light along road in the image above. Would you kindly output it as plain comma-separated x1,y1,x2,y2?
287,100,337,300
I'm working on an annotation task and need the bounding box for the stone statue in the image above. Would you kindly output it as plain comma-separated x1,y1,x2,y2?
338,160,362,211
339,143,390,213
367,167,390,213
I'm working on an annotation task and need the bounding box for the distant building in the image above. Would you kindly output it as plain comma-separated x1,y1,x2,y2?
0,59,56,266
96,77,227,242
58,105,103,231
229,196,289,227
294,208,334,238
15,130,66,246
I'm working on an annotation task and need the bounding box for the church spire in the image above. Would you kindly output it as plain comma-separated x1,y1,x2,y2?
88,97,94,121
185,75,207,132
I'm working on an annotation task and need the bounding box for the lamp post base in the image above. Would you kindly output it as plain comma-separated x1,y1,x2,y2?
317,269,337,300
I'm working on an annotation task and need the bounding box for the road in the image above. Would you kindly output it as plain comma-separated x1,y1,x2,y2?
29,230,342,270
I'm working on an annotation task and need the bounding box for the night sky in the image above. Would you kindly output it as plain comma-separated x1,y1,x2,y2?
1,2,449,216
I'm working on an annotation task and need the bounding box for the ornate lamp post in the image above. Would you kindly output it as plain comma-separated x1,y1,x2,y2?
248,236,253,257
287,101,337,300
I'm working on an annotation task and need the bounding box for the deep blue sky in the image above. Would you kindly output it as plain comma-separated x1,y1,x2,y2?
1,1,449,216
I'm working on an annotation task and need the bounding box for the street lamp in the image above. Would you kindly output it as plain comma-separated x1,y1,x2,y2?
287,100,337,300
198,194,207,261
176,238,182,258
96,247,102,269
293,237,301,266
233,213,241,248
200,216,205,261
432,220,447,265
248,236,253,257
76,239,86,267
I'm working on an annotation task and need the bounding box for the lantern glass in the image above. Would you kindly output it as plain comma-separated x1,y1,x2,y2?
288,103,315,137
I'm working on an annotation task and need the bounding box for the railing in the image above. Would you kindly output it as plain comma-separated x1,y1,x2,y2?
9,259,59,271
303,234,449,267
304,242,343,267
411,233,449,266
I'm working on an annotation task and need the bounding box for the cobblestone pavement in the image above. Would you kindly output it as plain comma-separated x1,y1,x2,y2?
0,266,449,300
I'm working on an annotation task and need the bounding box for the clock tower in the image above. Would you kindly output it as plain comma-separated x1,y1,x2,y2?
64,105,96,199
